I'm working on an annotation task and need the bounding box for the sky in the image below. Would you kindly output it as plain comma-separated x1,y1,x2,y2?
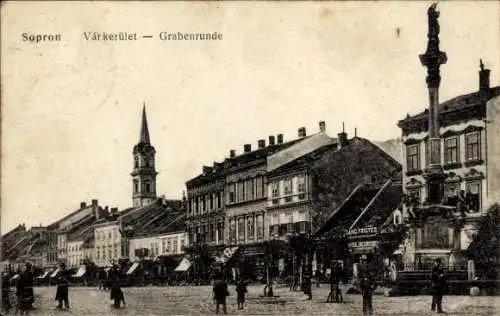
1,1,499,233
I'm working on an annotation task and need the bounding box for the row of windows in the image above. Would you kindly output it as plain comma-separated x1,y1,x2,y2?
406,180,482,212
270,176,306,198
96,245,121,261
189,223,224,244
407,131,481,171
269,221,308,237
228,214,265,242
96,228,119,241
188,192,223,215
227,176,266,204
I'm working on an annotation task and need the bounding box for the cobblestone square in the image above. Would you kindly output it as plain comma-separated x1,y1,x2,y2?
5,285,497,316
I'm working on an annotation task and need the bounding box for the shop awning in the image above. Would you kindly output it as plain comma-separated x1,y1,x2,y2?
218,247,239,264
73,265,86,278
50,269,60,278
36,271,50,279
10,274,19,281
126,262,140,275
174,258,192,272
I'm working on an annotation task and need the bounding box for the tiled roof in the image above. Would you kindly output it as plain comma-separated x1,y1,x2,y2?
121,199,186,238
399,86,500,123
267,132,337,172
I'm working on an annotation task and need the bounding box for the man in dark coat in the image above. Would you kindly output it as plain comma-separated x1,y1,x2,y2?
212,275,229,314
430,258,446,313
358,256,376,316
329,261,343,303
16,262,35,314
55,263,70,309
235,277,247,310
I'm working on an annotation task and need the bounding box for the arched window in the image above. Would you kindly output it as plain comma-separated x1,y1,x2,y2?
134,156,139,168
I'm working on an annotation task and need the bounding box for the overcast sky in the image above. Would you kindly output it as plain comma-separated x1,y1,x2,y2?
1,1,499,233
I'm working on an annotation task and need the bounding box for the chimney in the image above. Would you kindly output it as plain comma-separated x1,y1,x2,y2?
80,202,87,209
319,121,326,133
337,122,349,148
229,149,236,158
243,144,252,153
111,207,118,213
298,127,306,138
258,139,266,149
202,166,213,175
105,206,109,212
269,135,276,146
91,199,98,207
277,134,284,144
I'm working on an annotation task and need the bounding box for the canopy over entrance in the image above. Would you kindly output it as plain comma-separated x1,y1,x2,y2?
174,258,192,272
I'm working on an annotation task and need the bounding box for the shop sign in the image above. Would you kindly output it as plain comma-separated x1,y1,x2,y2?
347,226,378,236
348,240,378,248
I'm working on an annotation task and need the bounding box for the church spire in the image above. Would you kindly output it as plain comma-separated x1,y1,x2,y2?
140,102,151,144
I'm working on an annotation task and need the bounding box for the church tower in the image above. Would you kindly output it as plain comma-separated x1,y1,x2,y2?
131,104,158,207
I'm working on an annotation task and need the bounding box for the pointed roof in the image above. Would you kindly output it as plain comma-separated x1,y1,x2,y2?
139,103,151,144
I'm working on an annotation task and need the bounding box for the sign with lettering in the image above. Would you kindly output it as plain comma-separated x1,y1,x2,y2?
348,240,378,248
347,226,378,236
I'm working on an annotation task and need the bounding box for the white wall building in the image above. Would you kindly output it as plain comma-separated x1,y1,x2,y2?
129,231,187,262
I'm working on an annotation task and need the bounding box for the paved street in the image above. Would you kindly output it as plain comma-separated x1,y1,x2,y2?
5,285,499,316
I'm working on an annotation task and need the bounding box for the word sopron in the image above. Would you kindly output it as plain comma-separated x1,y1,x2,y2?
22,33,62,43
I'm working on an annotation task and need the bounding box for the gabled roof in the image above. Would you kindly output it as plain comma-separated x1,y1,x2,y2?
267,132,336,172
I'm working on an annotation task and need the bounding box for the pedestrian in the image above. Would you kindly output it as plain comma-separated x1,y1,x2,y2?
16,262,35,314
110,280,126,309
212,275,229,314
235,277,247,310
430,258,446,313
328,261,343,303
358,256,376,316
98,268,107,290
55,262,70,309
2,271,12,313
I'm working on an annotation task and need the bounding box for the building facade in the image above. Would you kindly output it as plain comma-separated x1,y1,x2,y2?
266,124,336,240
94,219,122,267
67,240,84,268
185,165,226,249
129,231,187,261
397,63,500,268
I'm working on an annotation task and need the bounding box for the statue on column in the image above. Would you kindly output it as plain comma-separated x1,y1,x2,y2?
428,3,440,38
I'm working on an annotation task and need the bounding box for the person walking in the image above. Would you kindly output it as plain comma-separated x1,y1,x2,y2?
212,275,229,314
110,280,126,309
329,261,343,303
430,258,446,313
235,277,247,310
55,262,70,309
358,256,376,316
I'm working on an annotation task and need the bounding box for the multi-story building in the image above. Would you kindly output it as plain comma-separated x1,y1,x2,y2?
185,164,226,250
56,200,105,265
266,123,336,240
397,62,500,268
67,240,84,268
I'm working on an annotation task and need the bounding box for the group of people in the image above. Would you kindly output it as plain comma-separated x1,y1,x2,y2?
1,261,127,314
1,262,35,314
212,276,248,315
